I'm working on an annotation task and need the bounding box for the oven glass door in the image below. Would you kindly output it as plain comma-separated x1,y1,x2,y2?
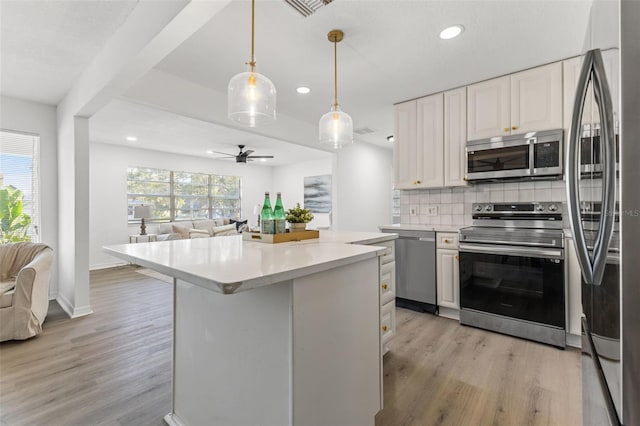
467,144,530,174
459,249,565,327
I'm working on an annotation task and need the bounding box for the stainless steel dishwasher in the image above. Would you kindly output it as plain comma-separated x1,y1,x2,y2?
382,229,437,314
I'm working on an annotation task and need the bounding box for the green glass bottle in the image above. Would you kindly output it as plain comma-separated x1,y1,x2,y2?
273,192,286,234
260,192,275,234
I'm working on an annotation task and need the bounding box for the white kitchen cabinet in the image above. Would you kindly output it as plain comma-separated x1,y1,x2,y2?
393,100,418,189
444,87,468,187
393,94,444,189
467,75,510,140
365,239,396,356
436,232,460,320
380,261,395,306
467,62,563,140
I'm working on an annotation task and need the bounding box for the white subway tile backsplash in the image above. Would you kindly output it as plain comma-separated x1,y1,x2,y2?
552,180,566,189
477,191,491,202
490,183,504,191
519,181,535,190
400,204,410,215
519,189,535,202
503,190,519,202
430,193,441,204
504,182,519,190
452,203,464,215
441,204,453,215
441,188,452,194
534,181,552,190
441,214,453,225
551,188,566,201
464,191,477,203
464,203,474,215
452,191,464,203
419,194,430,205
452,215,465,226
490,191,505,202
441,192,452,203
534,188,552,201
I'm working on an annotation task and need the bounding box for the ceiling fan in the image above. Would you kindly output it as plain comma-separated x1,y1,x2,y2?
212,145,275,163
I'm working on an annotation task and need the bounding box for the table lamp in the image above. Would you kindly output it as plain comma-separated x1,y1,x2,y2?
134,205,152,235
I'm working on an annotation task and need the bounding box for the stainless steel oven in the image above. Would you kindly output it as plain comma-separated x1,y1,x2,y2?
466,129,563,182
459,202,566,347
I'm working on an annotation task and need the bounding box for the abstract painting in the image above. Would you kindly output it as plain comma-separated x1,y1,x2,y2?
304,175,332,213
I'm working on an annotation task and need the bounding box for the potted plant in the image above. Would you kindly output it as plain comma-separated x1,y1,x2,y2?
285,203,314,232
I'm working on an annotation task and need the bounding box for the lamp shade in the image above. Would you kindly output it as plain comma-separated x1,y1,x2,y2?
228,70,276,127
133,205,152,219
319,105,353,149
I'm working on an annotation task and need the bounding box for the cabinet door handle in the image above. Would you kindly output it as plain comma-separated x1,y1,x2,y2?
382,325,388,332
455,255,459,260
444,239,450,243
416,180,421,184
503,127,509,132
381,283,388,290
512,125,518,130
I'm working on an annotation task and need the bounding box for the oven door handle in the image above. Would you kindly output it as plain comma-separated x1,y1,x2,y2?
459,243,564,260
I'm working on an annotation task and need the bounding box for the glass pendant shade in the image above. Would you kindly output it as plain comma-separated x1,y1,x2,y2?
319,104,353,149
228,69,276,127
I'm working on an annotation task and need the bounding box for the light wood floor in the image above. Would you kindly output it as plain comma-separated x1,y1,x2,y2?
0,266,581,425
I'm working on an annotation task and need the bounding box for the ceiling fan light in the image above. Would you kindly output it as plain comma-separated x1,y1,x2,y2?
319,104,353,149
228,70,277,127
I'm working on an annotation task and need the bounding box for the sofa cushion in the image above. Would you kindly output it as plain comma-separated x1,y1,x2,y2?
193,220,216,231
172,224,192,239
230,219,249,233
157,223,174,235
212,224,238,236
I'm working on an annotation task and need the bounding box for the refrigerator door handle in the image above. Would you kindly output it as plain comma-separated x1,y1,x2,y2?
566,49,616,286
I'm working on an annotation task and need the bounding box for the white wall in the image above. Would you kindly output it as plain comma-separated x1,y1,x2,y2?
89,142,273,269
0,95,59,298
271,158,334,230
335,143,393,232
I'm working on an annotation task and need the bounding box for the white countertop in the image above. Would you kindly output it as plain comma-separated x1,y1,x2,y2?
315,230,398,245
104,234,385,295
378,224,464,233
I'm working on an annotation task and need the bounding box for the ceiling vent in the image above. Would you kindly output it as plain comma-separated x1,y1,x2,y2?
354,127,376,135
284,0,334,17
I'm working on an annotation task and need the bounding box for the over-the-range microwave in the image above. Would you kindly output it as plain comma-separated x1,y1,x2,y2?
465,129,564,182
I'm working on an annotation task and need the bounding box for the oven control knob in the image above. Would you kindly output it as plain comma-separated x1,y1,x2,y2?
536,204,545,212
475,205,483,212
485,205,493,212
548,204,558,212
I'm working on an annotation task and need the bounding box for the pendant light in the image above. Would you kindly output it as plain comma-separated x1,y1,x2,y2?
319,29,353,149
228,0,276,127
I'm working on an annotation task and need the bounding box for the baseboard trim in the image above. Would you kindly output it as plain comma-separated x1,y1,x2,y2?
56,293,93,318
438,306,460,321
90,261,127,271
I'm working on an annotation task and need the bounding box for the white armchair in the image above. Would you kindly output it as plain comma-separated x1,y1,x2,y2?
0,243,54,342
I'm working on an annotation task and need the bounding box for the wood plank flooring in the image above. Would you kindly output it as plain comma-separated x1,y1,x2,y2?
0,266,581,425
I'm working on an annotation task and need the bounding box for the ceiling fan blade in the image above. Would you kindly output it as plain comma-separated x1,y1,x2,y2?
247,155,275,159
240,149,255,157
213,157,236,160
212,151,235,156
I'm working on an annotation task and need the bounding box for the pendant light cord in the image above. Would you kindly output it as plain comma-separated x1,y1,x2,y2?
249,0,256,71
333,38,338,108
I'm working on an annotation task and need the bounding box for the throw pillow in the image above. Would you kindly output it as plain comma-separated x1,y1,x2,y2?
172,224,191,239
212,223,238,236
230,219,249,233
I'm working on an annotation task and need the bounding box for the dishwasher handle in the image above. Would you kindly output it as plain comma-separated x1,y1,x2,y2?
397,236,435,242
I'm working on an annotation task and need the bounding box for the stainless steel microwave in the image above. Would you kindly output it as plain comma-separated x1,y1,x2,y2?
465,129,564,182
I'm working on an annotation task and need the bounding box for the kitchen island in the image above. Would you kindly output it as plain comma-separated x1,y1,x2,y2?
104,233,392,426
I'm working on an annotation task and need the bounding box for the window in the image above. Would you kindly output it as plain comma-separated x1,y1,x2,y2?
0,130,40,243
127,167,241,222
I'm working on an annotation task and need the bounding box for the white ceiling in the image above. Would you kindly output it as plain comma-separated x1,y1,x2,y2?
1,0,593,158
90,99,333,166
0,0,138,105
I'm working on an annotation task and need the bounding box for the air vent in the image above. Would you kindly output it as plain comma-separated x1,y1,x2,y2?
284,0,334,17
354,127,376,135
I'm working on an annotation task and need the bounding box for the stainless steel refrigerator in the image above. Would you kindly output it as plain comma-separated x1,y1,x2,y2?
566,1,640,425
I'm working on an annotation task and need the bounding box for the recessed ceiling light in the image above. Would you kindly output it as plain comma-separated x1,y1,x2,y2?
296,86,311,94
387,135,395,143
439,25,464,40
206,150,214,154
126,136,137,142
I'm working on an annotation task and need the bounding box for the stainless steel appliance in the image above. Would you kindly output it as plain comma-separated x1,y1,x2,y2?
465,129,563,182
459,202,566,347
579,123,620,175
381,229,437,314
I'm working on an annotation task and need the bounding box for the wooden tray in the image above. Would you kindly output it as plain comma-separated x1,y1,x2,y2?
242,229,320,243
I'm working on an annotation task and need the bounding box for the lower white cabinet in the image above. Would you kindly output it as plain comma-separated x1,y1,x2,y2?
436,233,460,320
371,240,396,355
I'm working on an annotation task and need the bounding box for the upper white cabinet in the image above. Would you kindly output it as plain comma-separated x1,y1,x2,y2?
467,76,510,140
393,94,444,189
467,62,563,140
393,100,418,189
444,88,467,187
